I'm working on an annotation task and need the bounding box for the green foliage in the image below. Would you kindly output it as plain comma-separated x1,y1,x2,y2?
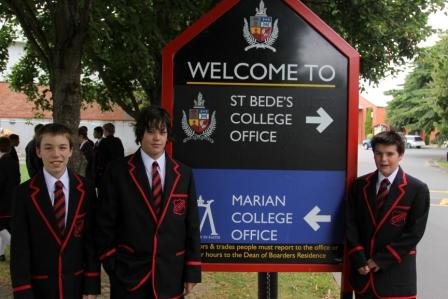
387,33,448,139
364,107,373,136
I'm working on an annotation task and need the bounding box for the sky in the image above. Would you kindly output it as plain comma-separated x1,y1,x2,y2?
361,8,448,107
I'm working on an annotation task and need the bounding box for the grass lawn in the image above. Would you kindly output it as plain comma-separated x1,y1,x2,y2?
436,159,448,170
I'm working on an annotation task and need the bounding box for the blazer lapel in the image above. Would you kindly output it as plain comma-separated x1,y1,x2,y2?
65,171,80,233
29,172,62,245
376,168,407,228
159,157,181,218
128,151,158,221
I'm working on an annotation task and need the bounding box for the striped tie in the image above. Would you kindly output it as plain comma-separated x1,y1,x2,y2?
377,178,390,211
152,162,163,214
54,181,66,236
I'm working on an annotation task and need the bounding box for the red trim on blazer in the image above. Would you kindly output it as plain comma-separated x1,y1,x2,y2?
32,275,49,280
362,172,377,227
176,250,186,256
186,260,201,266
29,177,62,246
128,154,158,222
99,247,117,261
0,215,11,219
386,245,402,263
169,293,184,299
74,270,84,276
128,270,152,292
156,157,182,227
347,245,364,256
118,243,135,253
374,171,408,236
409,250,416,255
13,284,32,293
84,272,100,277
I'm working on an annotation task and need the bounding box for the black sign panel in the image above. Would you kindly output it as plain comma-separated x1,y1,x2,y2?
163,0,359,271
172,0,347,170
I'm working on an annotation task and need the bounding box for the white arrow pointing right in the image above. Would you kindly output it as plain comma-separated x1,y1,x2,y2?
305,107,334,133
303,206,331,231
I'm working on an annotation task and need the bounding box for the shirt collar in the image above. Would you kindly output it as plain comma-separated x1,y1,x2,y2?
43,168,70,191
140,148,166,172
378,167,400,185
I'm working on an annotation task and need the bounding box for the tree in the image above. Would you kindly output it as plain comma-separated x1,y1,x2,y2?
386,33,448,139
0,0,92,172
0,0,445,121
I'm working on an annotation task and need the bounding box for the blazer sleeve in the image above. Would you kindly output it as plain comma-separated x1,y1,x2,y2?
10,186,34,299
183,170,202,283
82,183,101,295
373,182,430,270
345,180,368,270
95,164,119,274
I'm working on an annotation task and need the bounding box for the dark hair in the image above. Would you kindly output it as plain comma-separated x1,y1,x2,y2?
34,123,44,134
79,126,88,135
78,127,88,138
9,133,19,142
134,106,172,144
36,123,73,149
0,136,11,153
103,123,115,135
371,131,405,155
94,126,103,135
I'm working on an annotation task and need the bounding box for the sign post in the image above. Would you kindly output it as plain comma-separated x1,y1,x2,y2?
163,0,359,296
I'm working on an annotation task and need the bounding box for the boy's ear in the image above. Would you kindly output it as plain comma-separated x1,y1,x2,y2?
36,147,42,158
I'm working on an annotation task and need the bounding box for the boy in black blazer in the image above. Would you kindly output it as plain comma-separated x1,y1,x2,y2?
10,123,100,299
346,131,430,298
96,106,201,299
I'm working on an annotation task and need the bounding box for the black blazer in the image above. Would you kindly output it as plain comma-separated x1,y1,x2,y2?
10,171,100,299
0,153,20,229
96,150,201,298
346,167,430,298
94,136,124,187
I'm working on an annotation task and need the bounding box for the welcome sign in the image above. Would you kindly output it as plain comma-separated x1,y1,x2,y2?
162,0,359,272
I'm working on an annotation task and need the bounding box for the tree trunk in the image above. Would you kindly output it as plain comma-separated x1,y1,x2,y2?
50,39,85,174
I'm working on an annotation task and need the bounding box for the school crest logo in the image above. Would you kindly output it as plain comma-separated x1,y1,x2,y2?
182,92,216,143
243,0,279,52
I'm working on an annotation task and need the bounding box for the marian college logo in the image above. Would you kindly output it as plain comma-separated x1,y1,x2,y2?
181,92,216,143
243,0,279,52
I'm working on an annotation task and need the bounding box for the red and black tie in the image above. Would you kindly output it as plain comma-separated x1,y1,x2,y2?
377,178,390,211
152,162,163,214
54,180,66,236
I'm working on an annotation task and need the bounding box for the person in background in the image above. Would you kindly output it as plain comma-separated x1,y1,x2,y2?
0,136,20,262
79,126,94,148
79,127,94,182
8,134,20,163
11,123,100,298
25,124,44,178
96,106,201,298
346,131,430,298
94,123,124,188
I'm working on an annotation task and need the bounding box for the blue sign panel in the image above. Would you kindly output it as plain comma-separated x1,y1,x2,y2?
196,169,345,244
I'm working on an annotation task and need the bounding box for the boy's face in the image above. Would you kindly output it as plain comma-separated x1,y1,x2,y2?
37,133,73,179
373,143,403,177
141,124,168,160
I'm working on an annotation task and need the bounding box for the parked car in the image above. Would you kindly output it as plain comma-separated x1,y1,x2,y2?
405,135,425,148
362,138,372,149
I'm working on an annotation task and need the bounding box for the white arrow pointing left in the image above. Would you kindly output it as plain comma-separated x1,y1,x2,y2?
305,107,334,133
303,206,331,231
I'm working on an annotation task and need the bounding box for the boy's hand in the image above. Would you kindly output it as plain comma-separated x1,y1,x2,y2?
184,282,197,295
83,295,97,299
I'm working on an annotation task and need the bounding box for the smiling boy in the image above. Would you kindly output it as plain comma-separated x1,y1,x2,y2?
346,131,430,298
96,106,201,299
10,123,100,299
